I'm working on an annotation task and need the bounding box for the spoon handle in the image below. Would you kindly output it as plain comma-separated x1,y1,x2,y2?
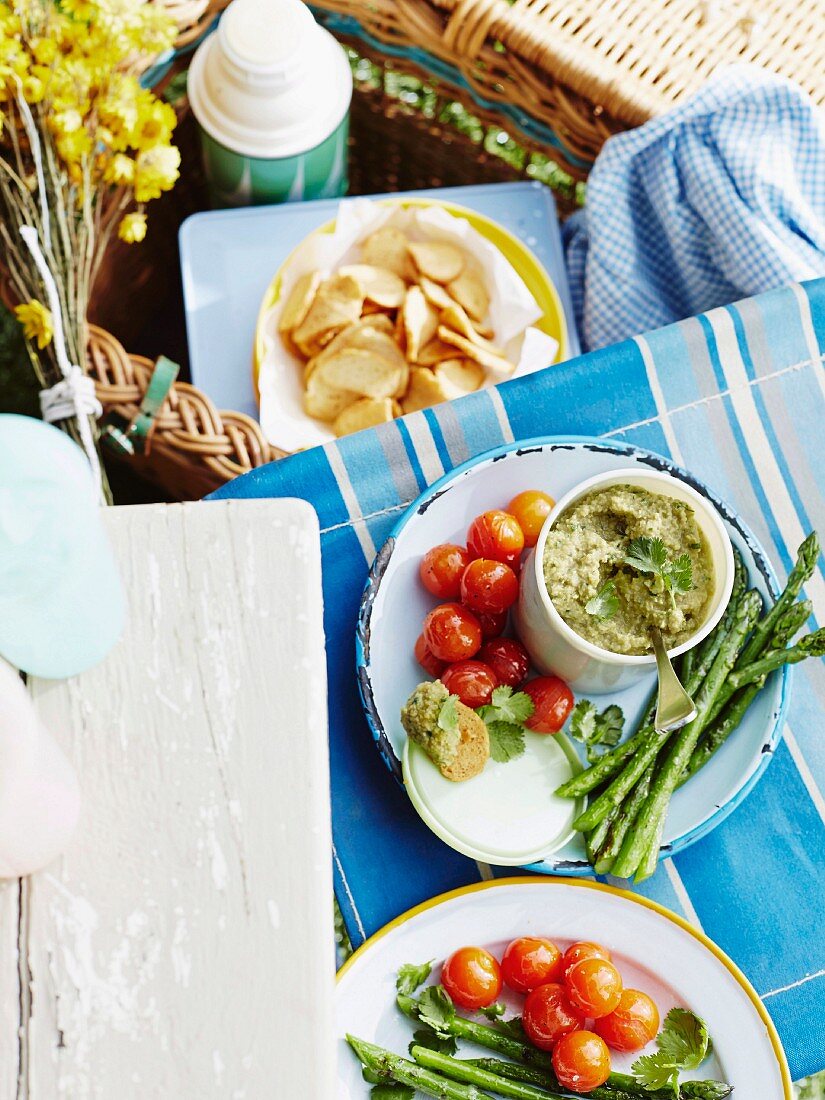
650,627,697,732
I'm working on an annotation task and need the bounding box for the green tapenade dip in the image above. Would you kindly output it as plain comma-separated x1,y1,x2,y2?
542,485,714,655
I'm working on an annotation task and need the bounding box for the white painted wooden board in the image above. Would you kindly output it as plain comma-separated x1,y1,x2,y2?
12,500,335,1098
0,879,20,1100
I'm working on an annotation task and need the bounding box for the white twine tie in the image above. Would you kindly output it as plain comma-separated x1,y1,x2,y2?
39,366,102,423
14,87,51,251
20,225,104,500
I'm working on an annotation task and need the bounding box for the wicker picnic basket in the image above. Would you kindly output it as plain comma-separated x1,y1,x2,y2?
88,0,825,500
157,0,225,47
311,0,825,178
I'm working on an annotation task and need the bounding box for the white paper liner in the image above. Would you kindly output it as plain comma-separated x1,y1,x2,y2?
258,198,560,451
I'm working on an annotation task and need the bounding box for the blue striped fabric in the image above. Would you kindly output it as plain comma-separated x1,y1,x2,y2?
212,278,825,1080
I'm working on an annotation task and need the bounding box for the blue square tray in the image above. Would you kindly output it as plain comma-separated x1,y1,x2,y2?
179,181,580,419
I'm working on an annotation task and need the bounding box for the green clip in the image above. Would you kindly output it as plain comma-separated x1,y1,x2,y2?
102,355,179,457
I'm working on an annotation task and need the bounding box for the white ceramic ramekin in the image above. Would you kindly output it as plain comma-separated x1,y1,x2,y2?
514,468,735,694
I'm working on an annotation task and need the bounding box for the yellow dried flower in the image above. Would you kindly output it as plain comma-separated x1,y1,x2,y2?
60,0,95,18
55,127,92,163
0,0,180,268
31,38,57,65
21,74,44,104
132,96,176,150
118,211,146,244
52,108,84,135
104,153,135,185
134,144,180,202
98,79,141,138
15,301,53,349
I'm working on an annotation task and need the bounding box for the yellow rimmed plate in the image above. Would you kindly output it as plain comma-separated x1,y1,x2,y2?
252,196,569,402
336,877,792,1098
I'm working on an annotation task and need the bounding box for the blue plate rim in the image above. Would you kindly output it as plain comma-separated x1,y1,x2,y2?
354,434,792,875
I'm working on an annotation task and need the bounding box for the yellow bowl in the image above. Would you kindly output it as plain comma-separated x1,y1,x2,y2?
253,196,569,401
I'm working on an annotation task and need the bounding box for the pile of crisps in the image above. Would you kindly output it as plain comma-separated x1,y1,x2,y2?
278,225,517,437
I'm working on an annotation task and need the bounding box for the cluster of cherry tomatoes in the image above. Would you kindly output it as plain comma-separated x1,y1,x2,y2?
441,939,660,1094
416,491,575,730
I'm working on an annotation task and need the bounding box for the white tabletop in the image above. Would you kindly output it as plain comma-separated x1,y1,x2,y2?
0,499,334,1098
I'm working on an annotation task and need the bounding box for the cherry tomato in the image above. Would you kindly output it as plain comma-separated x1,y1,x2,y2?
507,490,555,547
442,660,498,708
423,603,482,662
561,942,611,978
419,544,472,599
414,633,446,677
565,958,623,1019
478,638,530,688
523,676,574,733
460,559,519,615
595,989,660,1053
522,983,585,1050
441,946,502,1010
552,1031,611,1093
467,510,525,567
501,937,564,994
476,610,508,639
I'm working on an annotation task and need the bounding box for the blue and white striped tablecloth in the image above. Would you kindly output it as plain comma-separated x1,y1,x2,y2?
213,278,825,1080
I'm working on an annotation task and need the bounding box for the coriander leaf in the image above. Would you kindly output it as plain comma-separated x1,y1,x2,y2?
370,1085,415,1099
597,704,624,747
396,960,433,996
586,579,619,620
409,1027,457,1057
477,1002,505,1021
485,684,535,725
569,700,625,763
666,553,693,596
496,1016,526,1040
417,985,455,1039
625,536,669,577
476,686,532,765
570,700,597,744
657,1007,710,1070
486,720,526,763
438,695,460,734
625,536,696,608
631,1051,680,1094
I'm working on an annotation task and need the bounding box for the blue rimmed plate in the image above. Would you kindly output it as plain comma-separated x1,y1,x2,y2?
355,437,790,872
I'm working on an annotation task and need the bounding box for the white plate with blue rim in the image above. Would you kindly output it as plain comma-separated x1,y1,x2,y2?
336,878,793,1098
355,437,790,872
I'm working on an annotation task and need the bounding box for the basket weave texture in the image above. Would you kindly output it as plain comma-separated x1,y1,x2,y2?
156,0,228,48
313,0,825,169
88,325,279,500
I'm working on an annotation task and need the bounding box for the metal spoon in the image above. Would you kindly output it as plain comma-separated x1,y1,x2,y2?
649,627,697,732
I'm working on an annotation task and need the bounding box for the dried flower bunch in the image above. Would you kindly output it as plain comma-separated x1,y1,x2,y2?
0,0,181,495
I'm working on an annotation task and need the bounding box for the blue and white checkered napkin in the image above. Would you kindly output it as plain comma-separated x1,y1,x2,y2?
565,65,825,350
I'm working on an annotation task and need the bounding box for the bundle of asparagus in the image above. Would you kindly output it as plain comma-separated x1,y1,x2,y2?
347,992,733,1099
556,532,823,882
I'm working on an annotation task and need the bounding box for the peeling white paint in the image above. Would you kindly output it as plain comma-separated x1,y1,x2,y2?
212,1049,224,1084
11,502,336,1098
170,916,191,988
